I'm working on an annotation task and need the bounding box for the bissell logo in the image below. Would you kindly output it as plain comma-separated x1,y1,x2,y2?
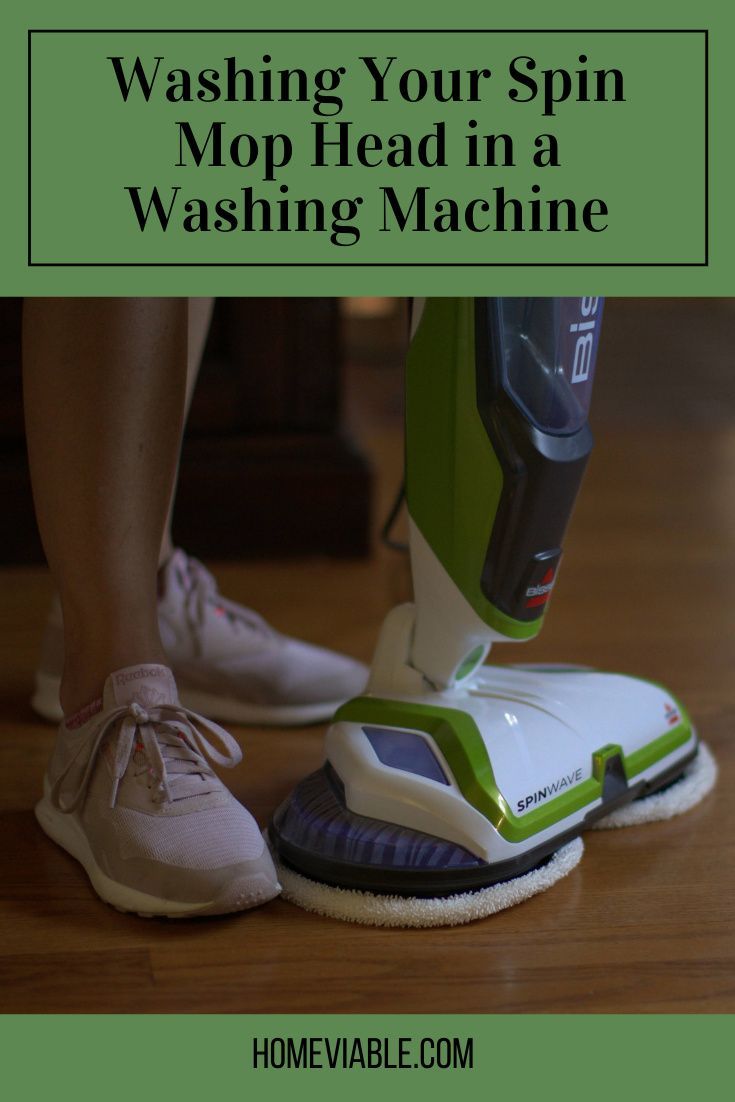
569,296,600,383
665,702,680,726
526,568,556,608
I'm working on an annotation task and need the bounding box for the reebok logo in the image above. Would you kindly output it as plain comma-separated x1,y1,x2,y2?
114,667,167,686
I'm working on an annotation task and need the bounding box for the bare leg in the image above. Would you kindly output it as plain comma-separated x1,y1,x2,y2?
158,296,215,567
23,297,188,716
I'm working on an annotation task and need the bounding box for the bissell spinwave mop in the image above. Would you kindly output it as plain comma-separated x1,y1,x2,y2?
269,298,716,926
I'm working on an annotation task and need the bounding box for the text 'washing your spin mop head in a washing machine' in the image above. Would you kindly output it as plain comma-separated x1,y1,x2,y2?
106,51,627,246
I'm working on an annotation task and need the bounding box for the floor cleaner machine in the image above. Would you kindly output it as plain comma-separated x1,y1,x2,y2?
269,298,716,927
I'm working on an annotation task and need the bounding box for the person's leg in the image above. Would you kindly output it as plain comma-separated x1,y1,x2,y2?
23,297,188,716
25,296,280,917
29,295,369,728
158,296,214,568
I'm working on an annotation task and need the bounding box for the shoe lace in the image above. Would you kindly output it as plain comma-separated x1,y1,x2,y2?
178,555,276,653
50,701,242,813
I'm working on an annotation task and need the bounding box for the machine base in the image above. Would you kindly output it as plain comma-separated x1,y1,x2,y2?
269,744,716,927
269,744,700,900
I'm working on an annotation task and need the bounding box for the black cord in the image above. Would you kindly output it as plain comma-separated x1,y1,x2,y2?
380,479,408,552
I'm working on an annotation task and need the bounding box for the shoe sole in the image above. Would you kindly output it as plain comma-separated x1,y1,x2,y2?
32,671,344,727
34,788,281,919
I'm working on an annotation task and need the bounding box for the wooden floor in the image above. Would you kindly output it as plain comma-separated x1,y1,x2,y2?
1,299,734,1013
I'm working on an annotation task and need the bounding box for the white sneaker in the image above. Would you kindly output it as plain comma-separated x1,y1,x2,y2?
35,663,281,918
32,549,368,726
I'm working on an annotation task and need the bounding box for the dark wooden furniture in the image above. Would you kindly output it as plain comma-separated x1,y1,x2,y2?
0,298,372,564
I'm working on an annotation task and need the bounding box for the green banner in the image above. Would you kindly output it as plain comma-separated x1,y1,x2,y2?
2,1014,733,1100
27,30,705,268
1,0,733,294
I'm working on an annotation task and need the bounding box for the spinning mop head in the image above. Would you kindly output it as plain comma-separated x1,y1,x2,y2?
271,744,716,928
273,837,583,929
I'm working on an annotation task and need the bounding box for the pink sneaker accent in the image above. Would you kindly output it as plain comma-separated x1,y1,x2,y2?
65,697,103,731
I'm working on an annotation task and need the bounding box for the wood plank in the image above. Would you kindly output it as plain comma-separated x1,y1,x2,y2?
0,950,153,1013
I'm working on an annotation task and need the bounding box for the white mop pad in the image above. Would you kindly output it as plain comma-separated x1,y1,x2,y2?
593,741,717,830
274,836,583,928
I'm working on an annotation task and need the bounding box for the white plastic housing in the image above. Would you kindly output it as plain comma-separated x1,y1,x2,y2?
328,662,696,864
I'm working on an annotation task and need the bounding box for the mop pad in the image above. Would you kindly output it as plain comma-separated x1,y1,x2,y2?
273,836,583,929
594,741,717,830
